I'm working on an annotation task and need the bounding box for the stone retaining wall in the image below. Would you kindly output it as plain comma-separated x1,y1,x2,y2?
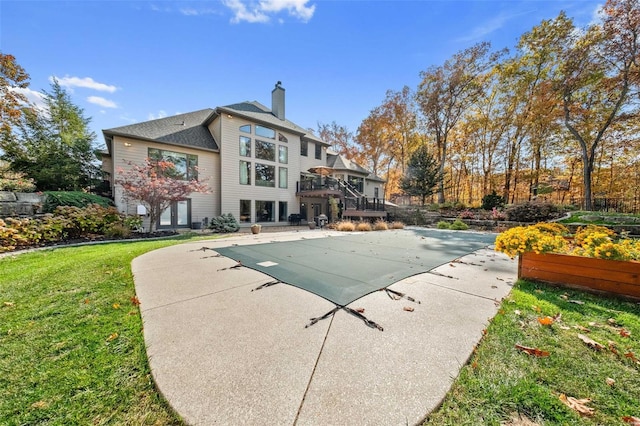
0,191,44,218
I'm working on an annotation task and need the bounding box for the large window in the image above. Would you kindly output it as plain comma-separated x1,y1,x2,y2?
240,200,251,223
300,140,308,156
239,136,251,157
148,148,198,180
279,167,288,189
315,143,322,160
239,161,251,185
255,140,275,161
278,145,288,163
255,163,275,187
279,201,288,222
256,125,275,139
239,124,251,133
256,200,274,222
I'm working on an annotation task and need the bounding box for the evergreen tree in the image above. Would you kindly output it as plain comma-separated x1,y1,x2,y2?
400,144,442,206
0,79,98,191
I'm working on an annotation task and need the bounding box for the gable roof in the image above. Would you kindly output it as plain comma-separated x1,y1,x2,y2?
326,153,386,182
218,101,327,145
103,109,219,151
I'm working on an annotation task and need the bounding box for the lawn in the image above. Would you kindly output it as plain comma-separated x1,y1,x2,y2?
2,237,639,425
0,237,209,425
425,280,640,425
558,211,640,226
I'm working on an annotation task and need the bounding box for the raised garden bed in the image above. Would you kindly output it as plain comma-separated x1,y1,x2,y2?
518,251,640,300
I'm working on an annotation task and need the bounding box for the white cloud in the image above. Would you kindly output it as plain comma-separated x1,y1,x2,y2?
9,86,47,111
148,110,168,120
180,7,220,16
87,96,118,108
223,0,314,23
259,0,315,22
51,75,117,93
456,12,516,43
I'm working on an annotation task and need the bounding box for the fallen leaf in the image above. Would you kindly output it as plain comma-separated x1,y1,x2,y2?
515,344,550,357
560,294,569,300
559,393,595,416
569,300,584,305
606,377,615,386
106,332,119,342
588,321,597,327
538,316,555,326
532,305,541,313
574,325,591,333
608,318,617,325
620,328,631,338
31,400,48,409
130,296,141,306
84,298,90,304
403,306,414,312
559,325,571,330
514,309,521,316
578,333,605,350
623,416,640,425
449,263,456,267
608,341,618,354
355,307,365,313
2,301,15,307
112,303,120,309
624,351,638,362
535,289,543,294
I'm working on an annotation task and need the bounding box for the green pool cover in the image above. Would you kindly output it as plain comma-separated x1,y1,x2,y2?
215,228,495,308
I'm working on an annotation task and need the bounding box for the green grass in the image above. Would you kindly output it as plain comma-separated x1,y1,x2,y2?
0,235,215,425
424,280,640,425
558,211,640,225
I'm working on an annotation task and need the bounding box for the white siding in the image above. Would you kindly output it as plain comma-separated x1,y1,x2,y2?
218,115,303,224
111,135,219,229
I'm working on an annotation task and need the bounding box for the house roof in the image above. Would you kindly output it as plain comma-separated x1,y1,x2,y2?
218,101,327,145
326,153,386,183
103,109,219,151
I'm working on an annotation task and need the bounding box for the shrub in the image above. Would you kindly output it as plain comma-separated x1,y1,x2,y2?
506,201,558,223
481,191,506,210
356,222,372,231
458,209,475,220
495,223,568,258
0,170,36,192
494,222,640,261
336,220,356,232
391,221,405,229
104,223,132,238
54,204,121,238
436,221,451,229
373,220,388,231
209,213,240,233
450,219,469,230
43,191,114,213
490,207,507,221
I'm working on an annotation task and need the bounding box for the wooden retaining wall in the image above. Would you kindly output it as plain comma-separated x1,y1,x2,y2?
518,252,640,300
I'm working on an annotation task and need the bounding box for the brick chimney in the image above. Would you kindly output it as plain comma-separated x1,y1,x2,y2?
272,81,285,120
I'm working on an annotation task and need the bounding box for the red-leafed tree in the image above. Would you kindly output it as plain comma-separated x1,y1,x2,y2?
116,158,209,232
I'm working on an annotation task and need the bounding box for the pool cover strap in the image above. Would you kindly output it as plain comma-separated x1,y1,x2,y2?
384,288,421,304
305,306,384,331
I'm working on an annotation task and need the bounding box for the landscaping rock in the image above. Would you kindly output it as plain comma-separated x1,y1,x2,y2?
0,191,17,202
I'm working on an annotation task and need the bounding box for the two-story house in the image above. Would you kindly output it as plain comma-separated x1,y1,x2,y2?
101,83,386,230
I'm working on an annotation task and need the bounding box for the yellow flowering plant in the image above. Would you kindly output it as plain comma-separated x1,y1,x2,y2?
494,223,569,258
495,223,640,261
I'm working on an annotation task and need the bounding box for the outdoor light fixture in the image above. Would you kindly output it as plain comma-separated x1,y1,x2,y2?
227,114,233,118
123,142,132,147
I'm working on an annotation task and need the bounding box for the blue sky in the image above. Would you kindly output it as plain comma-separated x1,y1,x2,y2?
2,0,602,149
